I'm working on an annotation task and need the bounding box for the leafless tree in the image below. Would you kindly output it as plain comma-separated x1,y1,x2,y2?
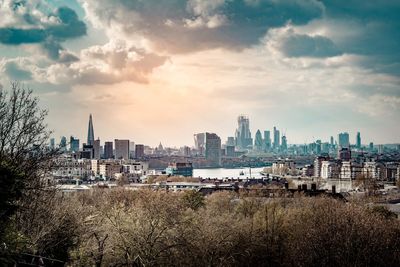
0,81,59,264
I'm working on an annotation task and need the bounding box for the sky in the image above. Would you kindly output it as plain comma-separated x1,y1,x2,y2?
0,0,399,147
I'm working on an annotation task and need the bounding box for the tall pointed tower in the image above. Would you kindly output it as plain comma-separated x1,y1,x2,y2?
87,114,94,145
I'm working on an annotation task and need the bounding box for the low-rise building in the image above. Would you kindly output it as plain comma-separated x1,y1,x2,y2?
52,156,92,179
272,159,295,175
99,162,122,180
321,160,340,179
166,162,193,177
340,161,363,180
301,164,314,177
122,162,149,175
314,156,330,177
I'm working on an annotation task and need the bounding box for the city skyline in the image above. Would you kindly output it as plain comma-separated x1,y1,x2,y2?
56,113,394,149
0,1,399,146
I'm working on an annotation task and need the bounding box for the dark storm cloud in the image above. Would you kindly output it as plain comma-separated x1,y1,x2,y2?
319,0,400,73
278,33,341,58
0,6,86,60
0,28,46,44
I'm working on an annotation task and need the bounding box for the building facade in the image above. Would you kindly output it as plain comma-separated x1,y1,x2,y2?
115,139,130,160
205,132,221,167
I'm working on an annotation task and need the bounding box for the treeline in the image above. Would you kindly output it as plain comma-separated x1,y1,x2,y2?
2,189,400,266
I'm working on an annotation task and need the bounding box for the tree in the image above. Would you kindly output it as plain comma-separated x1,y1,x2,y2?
182,190,205,210
354,173,379,195
0,81,57,260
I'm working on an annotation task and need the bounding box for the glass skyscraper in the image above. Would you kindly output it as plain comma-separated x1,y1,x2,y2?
235,115,252,149
87,114,94,146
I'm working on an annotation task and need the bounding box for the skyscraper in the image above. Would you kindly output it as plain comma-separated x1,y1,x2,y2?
205,132,221,167
115,139,130,160
87,114,95,146
235,115,252,149
129,141,135,158
281,135,287,152
263,130,271,151
356,132,361,149
70,136,80,152
338,132,350,149
273,127,280,149
226,136,235,146
60,136,67,152
93,139,101,159
254,130,263,151
194,133,206,155
135,144,145,159
104,141,113,159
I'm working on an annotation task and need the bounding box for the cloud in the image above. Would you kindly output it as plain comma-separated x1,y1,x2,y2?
268,28,342,58
81,0,323,53
0,40,168,87
282,1,400,74
3,61,32,80
0,2,87,61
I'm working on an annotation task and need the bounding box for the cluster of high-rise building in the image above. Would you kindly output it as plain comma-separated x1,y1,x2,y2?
51,114,399,178
52,114,146,161
193,132,222,167
225,115,288,154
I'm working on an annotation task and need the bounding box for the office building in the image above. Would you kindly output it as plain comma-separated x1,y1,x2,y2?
87,114,95,146
321,142,329,154
93,139,100,159
82,144,93,159
135,144,145,158
129,141,135,159
263,130,271,151
205,132,221,167
115,139,130,160
356,132,361,149
273,127,280,149
60,136,67,152
70,136,80,152
235,115,252,149
194,133,206,155
226,136,235,147
281,135,287,152
226,145,235,157
104,141,113,159
338,132,350,149
315,140,321,154
254,130,263,151
369,142,374,152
